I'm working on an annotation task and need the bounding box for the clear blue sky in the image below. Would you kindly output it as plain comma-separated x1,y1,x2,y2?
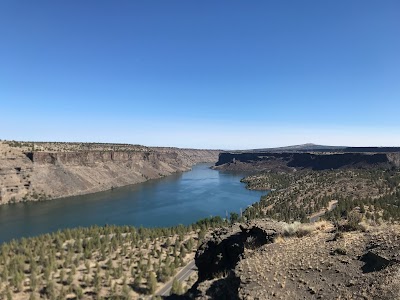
1,1,399,149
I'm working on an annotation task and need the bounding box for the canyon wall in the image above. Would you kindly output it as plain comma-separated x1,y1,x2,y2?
214,151,400,172
0,142,219,205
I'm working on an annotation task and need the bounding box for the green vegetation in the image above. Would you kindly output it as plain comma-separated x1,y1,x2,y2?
3,140,35,149
0,217,226,299
241,172,293,191
241,169,400,224
2,140,150,153
171,277,184,295
2,165,399,299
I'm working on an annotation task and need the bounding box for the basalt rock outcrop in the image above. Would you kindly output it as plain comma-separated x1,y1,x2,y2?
215,151,400,172
188,221,400,300
187,220,283,299
28,148,219,167
195,223,280,282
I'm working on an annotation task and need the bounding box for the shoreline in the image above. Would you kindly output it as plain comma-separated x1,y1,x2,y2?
0,140,220,205
0,163,265,244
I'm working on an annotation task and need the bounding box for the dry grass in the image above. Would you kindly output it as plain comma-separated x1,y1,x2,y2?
274,235,286,244
282,222,316,238
238,223,400,300
313,220,330,231
277,221,329,243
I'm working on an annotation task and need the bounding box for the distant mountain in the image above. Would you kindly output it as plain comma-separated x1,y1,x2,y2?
247,143,346,152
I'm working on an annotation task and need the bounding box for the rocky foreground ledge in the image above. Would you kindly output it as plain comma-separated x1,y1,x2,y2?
181,219,400,300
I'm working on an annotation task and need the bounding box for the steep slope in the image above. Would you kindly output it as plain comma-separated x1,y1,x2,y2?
0,141,220,204
214,151,400,171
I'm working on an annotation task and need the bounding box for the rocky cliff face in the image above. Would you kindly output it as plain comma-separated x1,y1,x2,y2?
186,220,283,300
28,150,183,167
152,147,223,166
0,142,220,204
28,148,220,167
215,151,400,171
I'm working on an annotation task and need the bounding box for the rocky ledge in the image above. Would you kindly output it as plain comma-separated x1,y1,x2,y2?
185,220,400,300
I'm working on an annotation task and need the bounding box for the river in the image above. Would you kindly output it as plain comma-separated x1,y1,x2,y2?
0,163,266,244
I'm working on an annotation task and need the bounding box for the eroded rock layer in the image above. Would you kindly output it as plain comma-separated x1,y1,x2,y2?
0,141,219,204
215,151,400,172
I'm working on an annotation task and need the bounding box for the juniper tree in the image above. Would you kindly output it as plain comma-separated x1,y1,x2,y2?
147,272,157,295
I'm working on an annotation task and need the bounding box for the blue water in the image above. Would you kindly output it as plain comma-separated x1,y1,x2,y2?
0,163,266,244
